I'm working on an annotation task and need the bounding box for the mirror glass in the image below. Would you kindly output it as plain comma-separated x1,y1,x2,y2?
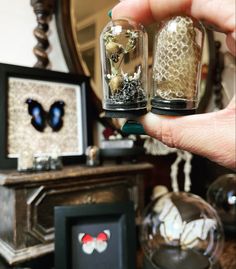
70,0,117,100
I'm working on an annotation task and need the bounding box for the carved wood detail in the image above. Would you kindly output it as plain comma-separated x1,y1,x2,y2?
31,0,55,68
27,178,131,243
213,41,224,110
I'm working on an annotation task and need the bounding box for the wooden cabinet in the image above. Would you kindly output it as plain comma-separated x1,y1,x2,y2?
0,163,152,265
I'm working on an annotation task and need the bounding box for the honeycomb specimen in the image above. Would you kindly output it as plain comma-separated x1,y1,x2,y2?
153,17,201,101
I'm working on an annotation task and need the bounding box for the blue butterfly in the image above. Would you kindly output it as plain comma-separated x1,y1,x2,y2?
26,99,65,132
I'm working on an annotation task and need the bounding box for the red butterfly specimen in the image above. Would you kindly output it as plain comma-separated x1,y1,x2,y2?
78,230,111,254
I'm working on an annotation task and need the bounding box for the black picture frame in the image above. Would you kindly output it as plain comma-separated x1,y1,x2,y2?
0,62,92,169
54,202,136,269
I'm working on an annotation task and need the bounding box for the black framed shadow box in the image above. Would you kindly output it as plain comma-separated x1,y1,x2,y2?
54,202,136,269
0,62,92,169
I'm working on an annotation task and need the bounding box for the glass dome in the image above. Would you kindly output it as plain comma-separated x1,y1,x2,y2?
100,19,148,118
140,192,224,269
151,16,204,115
207,173,236,234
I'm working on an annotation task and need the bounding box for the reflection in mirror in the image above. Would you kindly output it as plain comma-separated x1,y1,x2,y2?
221,52,235,106
70,0,117,100
56,0,123,133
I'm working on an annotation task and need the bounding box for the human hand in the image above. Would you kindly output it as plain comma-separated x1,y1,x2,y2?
112,0,236,169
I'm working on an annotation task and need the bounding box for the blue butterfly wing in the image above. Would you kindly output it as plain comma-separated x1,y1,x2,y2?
26,99,46,132
48,101,65,131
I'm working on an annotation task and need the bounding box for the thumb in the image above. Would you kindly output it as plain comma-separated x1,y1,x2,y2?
139,106,236,169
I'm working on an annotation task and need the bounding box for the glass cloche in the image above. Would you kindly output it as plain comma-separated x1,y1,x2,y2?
100,19,148,118
140,192,224,269
151,16,204,115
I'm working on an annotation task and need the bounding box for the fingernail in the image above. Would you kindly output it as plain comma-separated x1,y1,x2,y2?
108,9,112,18
121,120,146,135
